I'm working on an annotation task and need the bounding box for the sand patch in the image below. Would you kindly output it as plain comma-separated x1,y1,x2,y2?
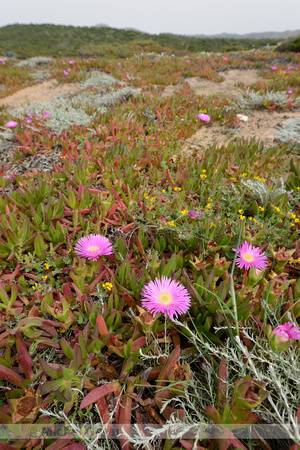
161,69,262,98
182,109,300,153
0,79,81,108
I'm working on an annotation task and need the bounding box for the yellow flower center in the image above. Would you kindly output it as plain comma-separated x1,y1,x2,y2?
158,291,173,305
243,252,254,262
88,246,99,252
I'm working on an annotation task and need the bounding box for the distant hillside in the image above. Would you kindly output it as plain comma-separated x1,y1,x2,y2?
193,30,300,40
0,23,281,58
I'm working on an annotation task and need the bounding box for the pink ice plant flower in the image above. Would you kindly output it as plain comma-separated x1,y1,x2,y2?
74,234,113,261
141,276,191,320
5,121,18,128
273,322,300,341
43,111,50,119
63,69,69,76
235,241,268,270
26,117,32,123
198,113,210,122
0,59,5,64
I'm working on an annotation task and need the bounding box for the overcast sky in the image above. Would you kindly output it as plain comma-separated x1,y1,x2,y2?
1,0,300,36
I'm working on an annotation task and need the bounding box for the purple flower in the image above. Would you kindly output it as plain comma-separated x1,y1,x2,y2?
5,121,18,128
186,60,190,63
271,66,277,70
26,117,32,124
235,241,268,270
223,57,228,61
63,70,69,76
69,60,75,64
188,209,204,219
117,62,121,66
141,276,191,320
74,234,113,261
198,113,210,122
287,89,292,94
273,323,300,341
43,111,50,119
0,58,5,64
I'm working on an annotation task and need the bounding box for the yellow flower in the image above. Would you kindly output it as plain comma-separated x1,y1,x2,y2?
202,169,206,173
274,207,280,212
166,221,175,227
258,206,264,211
162,189,166,193
291,223,295,227
209,222,216,228
238,209,243,214
215,169,218,173
206,203,211,208
44,263,50,270
295,218,299,223
200,174,206,179
150,197,155,202
174,187,181,191
242,173,247,176
181,210,188,216
240,215,245,220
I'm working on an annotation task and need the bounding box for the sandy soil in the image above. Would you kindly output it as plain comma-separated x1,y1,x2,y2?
160,69,300,151
0,79,81,108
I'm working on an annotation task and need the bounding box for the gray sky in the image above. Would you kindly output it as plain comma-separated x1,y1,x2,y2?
1,0,300,35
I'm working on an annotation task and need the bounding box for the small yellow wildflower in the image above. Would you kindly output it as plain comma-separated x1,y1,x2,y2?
174,187,181,191
274,207,280,212
295,218,299,223
200,174,206,179
297,187,300,190
102,282,113,291
162,189,166,193
166,221,175,227
150,197,155,202
42,275,47,280
238,209,243,214
240,215,245,220
291,223,295,227
242,173,247,176
258,206,264,211
44,263,50,270
202,169,206,173
215,169,218,173
210,222,216,228
181,210,188,216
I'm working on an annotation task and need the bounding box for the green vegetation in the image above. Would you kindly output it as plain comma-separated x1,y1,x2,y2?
0,48,300,449
0,23,280,58
277,34,300,53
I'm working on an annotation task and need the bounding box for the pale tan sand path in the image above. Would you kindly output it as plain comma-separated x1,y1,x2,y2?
0,79,81,108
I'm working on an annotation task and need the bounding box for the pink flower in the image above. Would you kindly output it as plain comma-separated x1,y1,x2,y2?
287,89,292,94
117,62,121,66
69,60,75,64
273,322,300,341
43,111,50,119
271,66,277,70
198,113,210,122
67,68,71,72
5,121,18,128
188,209,204,219
0,59,5,64
74,234,113,261
126,72,130,78
26,117,32,123
186,60,190,63
231,163,238,169
223,57,228,61
63,70,69,76
35,115,41,119
235,241,268,270
141,276,191,320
